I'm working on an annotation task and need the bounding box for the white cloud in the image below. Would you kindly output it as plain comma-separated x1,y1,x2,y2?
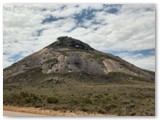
3,4,155,71
91,5,155,51
118,53,155,71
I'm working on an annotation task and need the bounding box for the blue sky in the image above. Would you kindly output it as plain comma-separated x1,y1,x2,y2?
3,4,155,71
107,49,155,57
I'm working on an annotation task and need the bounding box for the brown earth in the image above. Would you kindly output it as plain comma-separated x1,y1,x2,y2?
3,105,116,116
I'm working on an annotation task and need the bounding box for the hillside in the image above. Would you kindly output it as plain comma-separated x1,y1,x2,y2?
3,36,155,116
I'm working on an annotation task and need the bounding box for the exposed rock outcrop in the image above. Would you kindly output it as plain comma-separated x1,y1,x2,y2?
52,36,94,50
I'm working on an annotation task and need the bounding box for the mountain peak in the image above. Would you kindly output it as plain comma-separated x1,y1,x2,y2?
52,36,94,50
4,36,154,82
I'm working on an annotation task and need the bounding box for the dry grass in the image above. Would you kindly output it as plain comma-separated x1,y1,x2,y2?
3,72,155,116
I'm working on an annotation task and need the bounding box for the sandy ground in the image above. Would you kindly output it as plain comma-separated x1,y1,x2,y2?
4,110,45,116
4,105,113,116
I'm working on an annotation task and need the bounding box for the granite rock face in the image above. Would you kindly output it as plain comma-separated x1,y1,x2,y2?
3,36,154,81
53,36,94,50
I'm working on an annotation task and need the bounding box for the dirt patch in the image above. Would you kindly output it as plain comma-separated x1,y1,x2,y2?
3,105,115,116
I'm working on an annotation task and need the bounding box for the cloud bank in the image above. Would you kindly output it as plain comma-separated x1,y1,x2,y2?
3,4,155,71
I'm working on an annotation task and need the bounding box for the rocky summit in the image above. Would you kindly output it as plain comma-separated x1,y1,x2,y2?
4,36,154,82
53,36,94,50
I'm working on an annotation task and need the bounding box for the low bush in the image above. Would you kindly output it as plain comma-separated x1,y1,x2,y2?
47,96,59,104
104,103,117,111
3,91,43,107
83,96,92,104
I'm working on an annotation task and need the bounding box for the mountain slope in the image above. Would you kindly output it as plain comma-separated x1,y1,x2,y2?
4,36,154,82
3,36,155,116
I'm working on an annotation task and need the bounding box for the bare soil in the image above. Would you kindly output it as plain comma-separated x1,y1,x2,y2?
3,105,115,116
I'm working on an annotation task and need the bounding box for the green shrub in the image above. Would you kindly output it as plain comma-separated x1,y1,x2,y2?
104,103,117,111
81,107,89,112
71,99,79,105
47,96,59,104
3,91,43,107
83,96,92,104
98,108,106,114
